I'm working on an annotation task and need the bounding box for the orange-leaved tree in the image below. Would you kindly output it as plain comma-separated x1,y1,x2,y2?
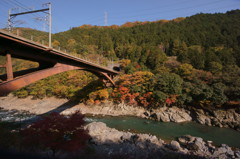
112,71,154,107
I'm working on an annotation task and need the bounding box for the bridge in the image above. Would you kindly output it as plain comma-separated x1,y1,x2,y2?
0,29,119,96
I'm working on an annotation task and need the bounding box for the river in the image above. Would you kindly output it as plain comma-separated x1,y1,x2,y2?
1,109,240,148
85,115,240,148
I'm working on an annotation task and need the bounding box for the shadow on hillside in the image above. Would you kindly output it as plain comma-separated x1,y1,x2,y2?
0,80,105,125
40,100,78,116
70,80,105,103
39,80,105,116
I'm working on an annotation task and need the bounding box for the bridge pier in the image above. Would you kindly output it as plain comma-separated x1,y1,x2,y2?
0,53,14,81
6,53,14,81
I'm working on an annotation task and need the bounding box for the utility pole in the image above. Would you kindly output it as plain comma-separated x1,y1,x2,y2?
48,3,52,48
8,9,12,32
7,3,52,48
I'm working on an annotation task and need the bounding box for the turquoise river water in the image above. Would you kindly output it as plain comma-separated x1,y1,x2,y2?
85,116,240,148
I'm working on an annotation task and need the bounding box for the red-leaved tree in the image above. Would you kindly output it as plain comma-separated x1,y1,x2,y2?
21,111,90,156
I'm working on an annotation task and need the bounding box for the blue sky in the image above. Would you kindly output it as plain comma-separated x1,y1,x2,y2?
0,0,239,33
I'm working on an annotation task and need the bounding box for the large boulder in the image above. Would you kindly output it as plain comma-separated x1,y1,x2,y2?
169,107,192,122
158,112,171,122
168,141,182,151
178,135,211,157
84,122,125,144
196,112,212,126
151,107,192,123
84,122,164,149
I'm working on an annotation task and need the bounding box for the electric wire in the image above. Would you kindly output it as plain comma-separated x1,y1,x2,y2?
110,0,193,14
109,0,224,20
2,0,49,31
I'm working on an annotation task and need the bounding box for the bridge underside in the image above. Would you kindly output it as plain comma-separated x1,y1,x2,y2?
0,31,119,96
0,54,115,96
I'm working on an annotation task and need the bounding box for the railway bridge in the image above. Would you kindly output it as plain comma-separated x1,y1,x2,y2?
0,29,118,96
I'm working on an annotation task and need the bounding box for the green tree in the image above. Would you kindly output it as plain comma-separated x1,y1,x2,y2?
210,83,227,105
176,64,194,78
190,80,213,103
187,45,205,69
153,72,183,95
152,91,168,106
208,62,223,74
146,47,167,70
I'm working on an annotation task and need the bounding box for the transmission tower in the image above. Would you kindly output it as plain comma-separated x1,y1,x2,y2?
104,11,108,26
7,3,52,48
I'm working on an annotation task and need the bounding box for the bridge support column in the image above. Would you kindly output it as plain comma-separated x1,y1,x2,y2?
6,53,13,81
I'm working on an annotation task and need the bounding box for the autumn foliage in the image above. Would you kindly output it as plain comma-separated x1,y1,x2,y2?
6,10,240,109
112,71,155,107
87,88,110,105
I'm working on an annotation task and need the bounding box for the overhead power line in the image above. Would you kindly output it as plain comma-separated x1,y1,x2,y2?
2,0,49,31
108,0,224,21
110,0,193,15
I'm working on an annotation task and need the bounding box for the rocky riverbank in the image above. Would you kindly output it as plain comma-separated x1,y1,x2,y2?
0,95,240,131
145,106,192,122
193,108,240,131
145,106,240,131
1,95,240,158
85,122,240,159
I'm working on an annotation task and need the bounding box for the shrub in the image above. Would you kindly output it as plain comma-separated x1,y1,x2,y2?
21,111,90,156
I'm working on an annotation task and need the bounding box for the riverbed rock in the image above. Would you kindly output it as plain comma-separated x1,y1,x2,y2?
134,134,165,149
235,151,240,158
168,141,182,151
193,108,240,130
84,122,165,150
205,117,212,126
196,112,211,126
178,135,213,157
84,122,169,158
84,122,240,159
212,144,235,159
212,109,240,130
84,122,125,144
150,107,192,123
159,112,171,122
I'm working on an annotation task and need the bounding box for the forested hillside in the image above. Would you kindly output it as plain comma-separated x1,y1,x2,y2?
53,10,240,69
1,10,240,109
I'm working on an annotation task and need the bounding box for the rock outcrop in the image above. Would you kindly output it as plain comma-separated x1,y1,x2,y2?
148,106,192,123
85,122,240,159
194,108,240,131
84,122,167,158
